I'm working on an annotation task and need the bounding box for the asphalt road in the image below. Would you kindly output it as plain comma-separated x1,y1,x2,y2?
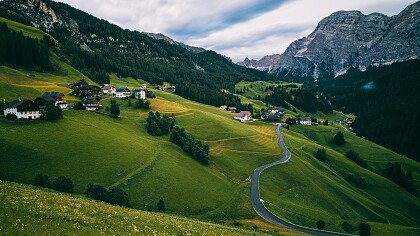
250,125,352,236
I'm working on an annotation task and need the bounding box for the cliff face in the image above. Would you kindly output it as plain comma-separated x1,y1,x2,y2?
238,2,420,80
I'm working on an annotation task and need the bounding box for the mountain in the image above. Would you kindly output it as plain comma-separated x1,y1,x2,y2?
237,54,281,72
0,0,272,107
143,32,206,53
238,2,420,80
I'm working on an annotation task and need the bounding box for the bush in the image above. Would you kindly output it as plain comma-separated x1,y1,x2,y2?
33,173,52,188
52,176,74,193
110,100,120,118
358,222,371,236
333,131,345,145
85,183,130,207
345,150,368,168
170,126,210,165
341,221,354,233
384,162,416,195
106,187,130,207
44,103,63,121
86,183,107,201
157,197,166,212
346,174,367,189
127,99,132,107
315,147,327,162
5,114,17,120
316,220,326,230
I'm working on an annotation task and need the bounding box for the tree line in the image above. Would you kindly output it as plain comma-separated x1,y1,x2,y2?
170,126,210,165
0,22,51,71
146,111,175,136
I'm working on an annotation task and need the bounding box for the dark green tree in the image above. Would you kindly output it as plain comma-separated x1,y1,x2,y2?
110,100,120,118
341,222,354,233
333,131,345,145
316,220,326,230
315,148,327,162
358,222,371,236
157,197,166,212
44,103,63,121
52,176,74,193
73,101,85,110
85,183,107,201
33,173,52,188
106,187,130,207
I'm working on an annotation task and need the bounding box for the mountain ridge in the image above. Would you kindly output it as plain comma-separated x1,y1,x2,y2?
238,2,420,80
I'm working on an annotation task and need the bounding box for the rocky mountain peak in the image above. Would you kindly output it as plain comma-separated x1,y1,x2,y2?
238,2,420,80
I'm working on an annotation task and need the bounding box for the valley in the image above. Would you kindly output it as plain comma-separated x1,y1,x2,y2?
0,1,419,235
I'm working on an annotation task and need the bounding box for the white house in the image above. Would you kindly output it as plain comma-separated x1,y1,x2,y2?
102,84,116,96
141,83,148,89
3,99,41,119
300,117,312,125
219,105,227,110
115,86,131,98
233,111,252,122
133,89,147,100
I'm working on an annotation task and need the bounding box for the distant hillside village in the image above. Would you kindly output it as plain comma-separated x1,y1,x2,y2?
0,79,169,120
218,104,354,130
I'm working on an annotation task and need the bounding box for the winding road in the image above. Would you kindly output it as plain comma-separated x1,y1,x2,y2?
250,125,352,236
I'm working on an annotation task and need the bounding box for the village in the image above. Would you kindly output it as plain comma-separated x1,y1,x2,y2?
2,78,354,130
0,79,169,120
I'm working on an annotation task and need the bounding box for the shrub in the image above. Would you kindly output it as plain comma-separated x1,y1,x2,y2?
127,99,132,107
85,183,108,201
315,147,327,162
345,150,368,168
33,173,52,188
341,222,354,233
5,114,17,120
52,176,74,193
358,222,371,236
157,197,166,212
316,220,326,230
106,187,130,207
85,184,130,207
333,131,345,145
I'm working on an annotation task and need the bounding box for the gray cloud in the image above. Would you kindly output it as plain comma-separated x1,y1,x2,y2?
56,0,417,62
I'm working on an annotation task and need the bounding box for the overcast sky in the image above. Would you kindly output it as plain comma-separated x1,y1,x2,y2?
56,0,416,62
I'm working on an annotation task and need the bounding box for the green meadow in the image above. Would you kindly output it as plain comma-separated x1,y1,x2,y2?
0,180,277,236
259,125,420,235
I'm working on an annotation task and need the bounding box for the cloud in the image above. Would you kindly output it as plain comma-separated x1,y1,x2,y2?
56,0,416,62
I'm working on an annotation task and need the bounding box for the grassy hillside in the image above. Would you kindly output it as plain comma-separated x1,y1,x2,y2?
235,80,302,99
259,125,420,235
0,17,53,40
0,180,274,236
